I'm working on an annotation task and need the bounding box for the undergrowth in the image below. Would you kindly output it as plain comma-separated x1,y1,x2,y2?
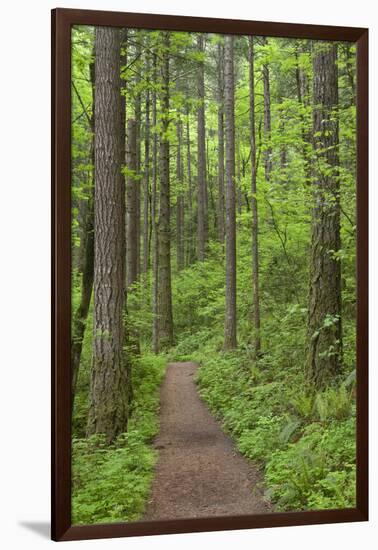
71,352,167,524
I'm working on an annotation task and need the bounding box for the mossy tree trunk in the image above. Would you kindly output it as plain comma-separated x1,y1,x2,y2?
248,36,261,358
197,34,207,261
262,37,272,183
151,54,160,354
185,97,194,265
306,43,342,388
143,54,151,276
217,41,225,245
158,32,174,349
224,35,237,350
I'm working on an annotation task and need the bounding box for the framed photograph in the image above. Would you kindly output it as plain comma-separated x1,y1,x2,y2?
52,7,368,542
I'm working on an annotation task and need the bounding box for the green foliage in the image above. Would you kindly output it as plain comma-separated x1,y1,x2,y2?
192,334,356,512
290,384,354,423
313,385,353,422
265,419,356,510
238,414,286,462
71,353,167,524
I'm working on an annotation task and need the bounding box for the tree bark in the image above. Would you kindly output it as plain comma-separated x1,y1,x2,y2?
158,33,174,349
217,41,225,244
197,34,207,261
306,43,342,388
134,36,142,278
87,27,129,442
186,98,194,265
143,54,151,275
151,53,159,354
224,36,237,350
248,36,261,358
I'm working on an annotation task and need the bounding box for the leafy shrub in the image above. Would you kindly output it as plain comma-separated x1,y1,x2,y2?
314,385,353,422
290,392,315,420
174,327,217,357
290,385,354,423
265,419,356,511
238,414,286,462
72,434,156,524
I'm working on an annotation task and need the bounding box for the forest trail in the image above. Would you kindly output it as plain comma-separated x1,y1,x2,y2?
144,362,270,520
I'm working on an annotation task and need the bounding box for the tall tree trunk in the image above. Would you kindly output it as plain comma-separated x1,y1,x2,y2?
158,33,174,349
306,44,342,388
197,34,207,261
224,36,237,350
262,37,272,182
217,41,225,244
248,37,261,358
206,136,216,234
151,54,159,354
134,37,142,278
186,99,194,265
71,54,95,397
87,27,129,442
126,119,138,288
143,55,151,275
176,119,185,270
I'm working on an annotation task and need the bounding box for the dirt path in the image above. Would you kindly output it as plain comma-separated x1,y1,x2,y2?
144,362,270,520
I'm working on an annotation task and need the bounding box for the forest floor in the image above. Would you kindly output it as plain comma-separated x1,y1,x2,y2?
144,362,271,520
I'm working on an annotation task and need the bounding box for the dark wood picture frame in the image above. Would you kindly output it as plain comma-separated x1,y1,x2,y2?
52,7,368,542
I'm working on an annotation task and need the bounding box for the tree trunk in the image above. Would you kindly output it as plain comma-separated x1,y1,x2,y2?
217,41,225,244
306,43,342,388
186,99,194,265
197,34,207,261
224,36,237,350
134,37,142,278
176,120,185,270
158,33,174,349
126,119,138,288
262,37,272,182
71,54,95,397
143,55,151,275
248,36,261,358
151,54,159,354
87,27,129,442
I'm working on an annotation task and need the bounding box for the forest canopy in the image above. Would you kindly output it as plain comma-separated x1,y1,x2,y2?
71,26,357,524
